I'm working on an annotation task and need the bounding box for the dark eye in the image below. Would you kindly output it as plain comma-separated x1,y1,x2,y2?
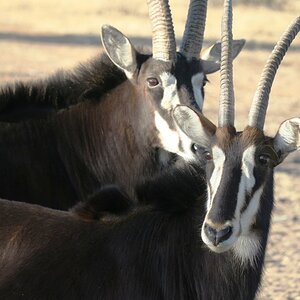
203,151,213,161
147,77,159,87
191,144,213,161
258,154,270,166
191,143,200,153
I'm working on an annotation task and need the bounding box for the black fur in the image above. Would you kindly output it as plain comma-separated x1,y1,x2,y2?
71,185,133,220
0,53,126,121
0,164,266,300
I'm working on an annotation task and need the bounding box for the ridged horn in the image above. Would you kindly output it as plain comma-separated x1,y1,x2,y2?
218,0,235,127
248,16,300,130
180,0,208,60
147,0,177,62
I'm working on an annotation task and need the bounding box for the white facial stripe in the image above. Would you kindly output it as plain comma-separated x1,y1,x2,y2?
232,146,263,264
235,145,256,216
237,146,262,231
232,186,264,266
209,146,225,202
155,73,180,154
191,73,204,110
242,145,256,190
160,72,180,110
154,111,180,153
241,186,263,234
207,146,226,210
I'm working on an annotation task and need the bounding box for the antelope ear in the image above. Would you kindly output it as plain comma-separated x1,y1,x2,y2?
200,39,246,74
173,105,216,147
274,118,300,164
101,25,137,78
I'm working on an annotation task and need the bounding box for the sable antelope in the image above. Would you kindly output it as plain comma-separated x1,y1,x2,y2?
0,0,244,209
173,0,300,288
0,7,298,298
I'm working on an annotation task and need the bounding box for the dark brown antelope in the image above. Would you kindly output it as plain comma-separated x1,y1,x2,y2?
0,3,298,299
174,1,300,267
0,0,244,209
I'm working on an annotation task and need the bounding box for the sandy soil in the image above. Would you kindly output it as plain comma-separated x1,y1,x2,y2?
0,0,299,299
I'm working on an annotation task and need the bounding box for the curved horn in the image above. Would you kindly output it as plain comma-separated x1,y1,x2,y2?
147,0,177,62
218,0,235,127
248,17,300,130
180,0,208,60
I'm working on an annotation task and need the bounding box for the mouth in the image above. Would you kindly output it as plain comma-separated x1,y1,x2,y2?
205,243,233,253
201,222,240,253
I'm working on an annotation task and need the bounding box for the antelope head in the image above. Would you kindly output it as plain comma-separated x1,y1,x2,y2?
100,0,245,161
173,0,300,264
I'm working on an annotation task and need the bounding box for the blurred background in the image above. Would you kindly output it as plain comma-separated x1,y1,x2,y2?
1,0,300,298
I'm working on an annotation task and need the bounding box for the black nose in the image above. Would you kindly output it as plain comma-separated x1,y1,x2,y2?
204,224,233,246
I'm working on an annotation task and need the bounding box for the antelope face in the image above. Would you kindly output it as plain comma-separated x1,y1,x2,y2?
201,127,276,255
101,24,244,162
101,27,205,160
136,56,207,160
173,106,300,261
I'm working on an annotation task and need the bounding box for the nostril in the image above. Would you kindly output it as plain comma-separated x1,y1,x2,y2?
204,224,217,242
204,224,233,246
215,226,232,245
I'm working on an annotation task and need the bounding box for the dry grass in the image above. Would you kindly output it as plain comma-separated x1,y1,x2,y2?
0,0,300,298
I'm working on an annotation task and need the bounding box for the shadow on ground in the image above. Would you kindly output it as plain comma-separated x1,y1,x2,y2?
1,31,300,52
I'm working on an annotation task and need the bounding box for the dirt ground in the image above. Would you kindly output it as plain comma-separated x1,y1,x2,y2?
0,0,299,299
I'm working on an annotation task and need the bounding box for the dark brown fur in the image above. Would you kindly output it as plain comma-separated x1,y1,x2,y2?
0,50,204,209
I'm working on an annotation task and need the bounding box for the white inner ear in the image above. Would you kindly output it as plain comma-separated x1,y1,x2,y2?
173,106,214,147
102,31,136,79
274,117,300,156
115,40,136,78
200,42,221,63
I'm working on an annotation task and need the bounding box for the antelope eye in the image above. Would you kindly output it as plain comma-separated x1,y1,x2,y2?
192,144,213,160
258,154,270,166
191,143,200,153
147,77,159,87
203,151,213,161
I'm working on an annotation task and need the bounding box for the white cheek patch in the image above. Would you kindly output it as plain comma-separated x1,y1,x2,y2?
154,111,180,154
207,146,226,210
191,73,204,110
154,111,196,161
160,72,180,110
233,232,262,267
